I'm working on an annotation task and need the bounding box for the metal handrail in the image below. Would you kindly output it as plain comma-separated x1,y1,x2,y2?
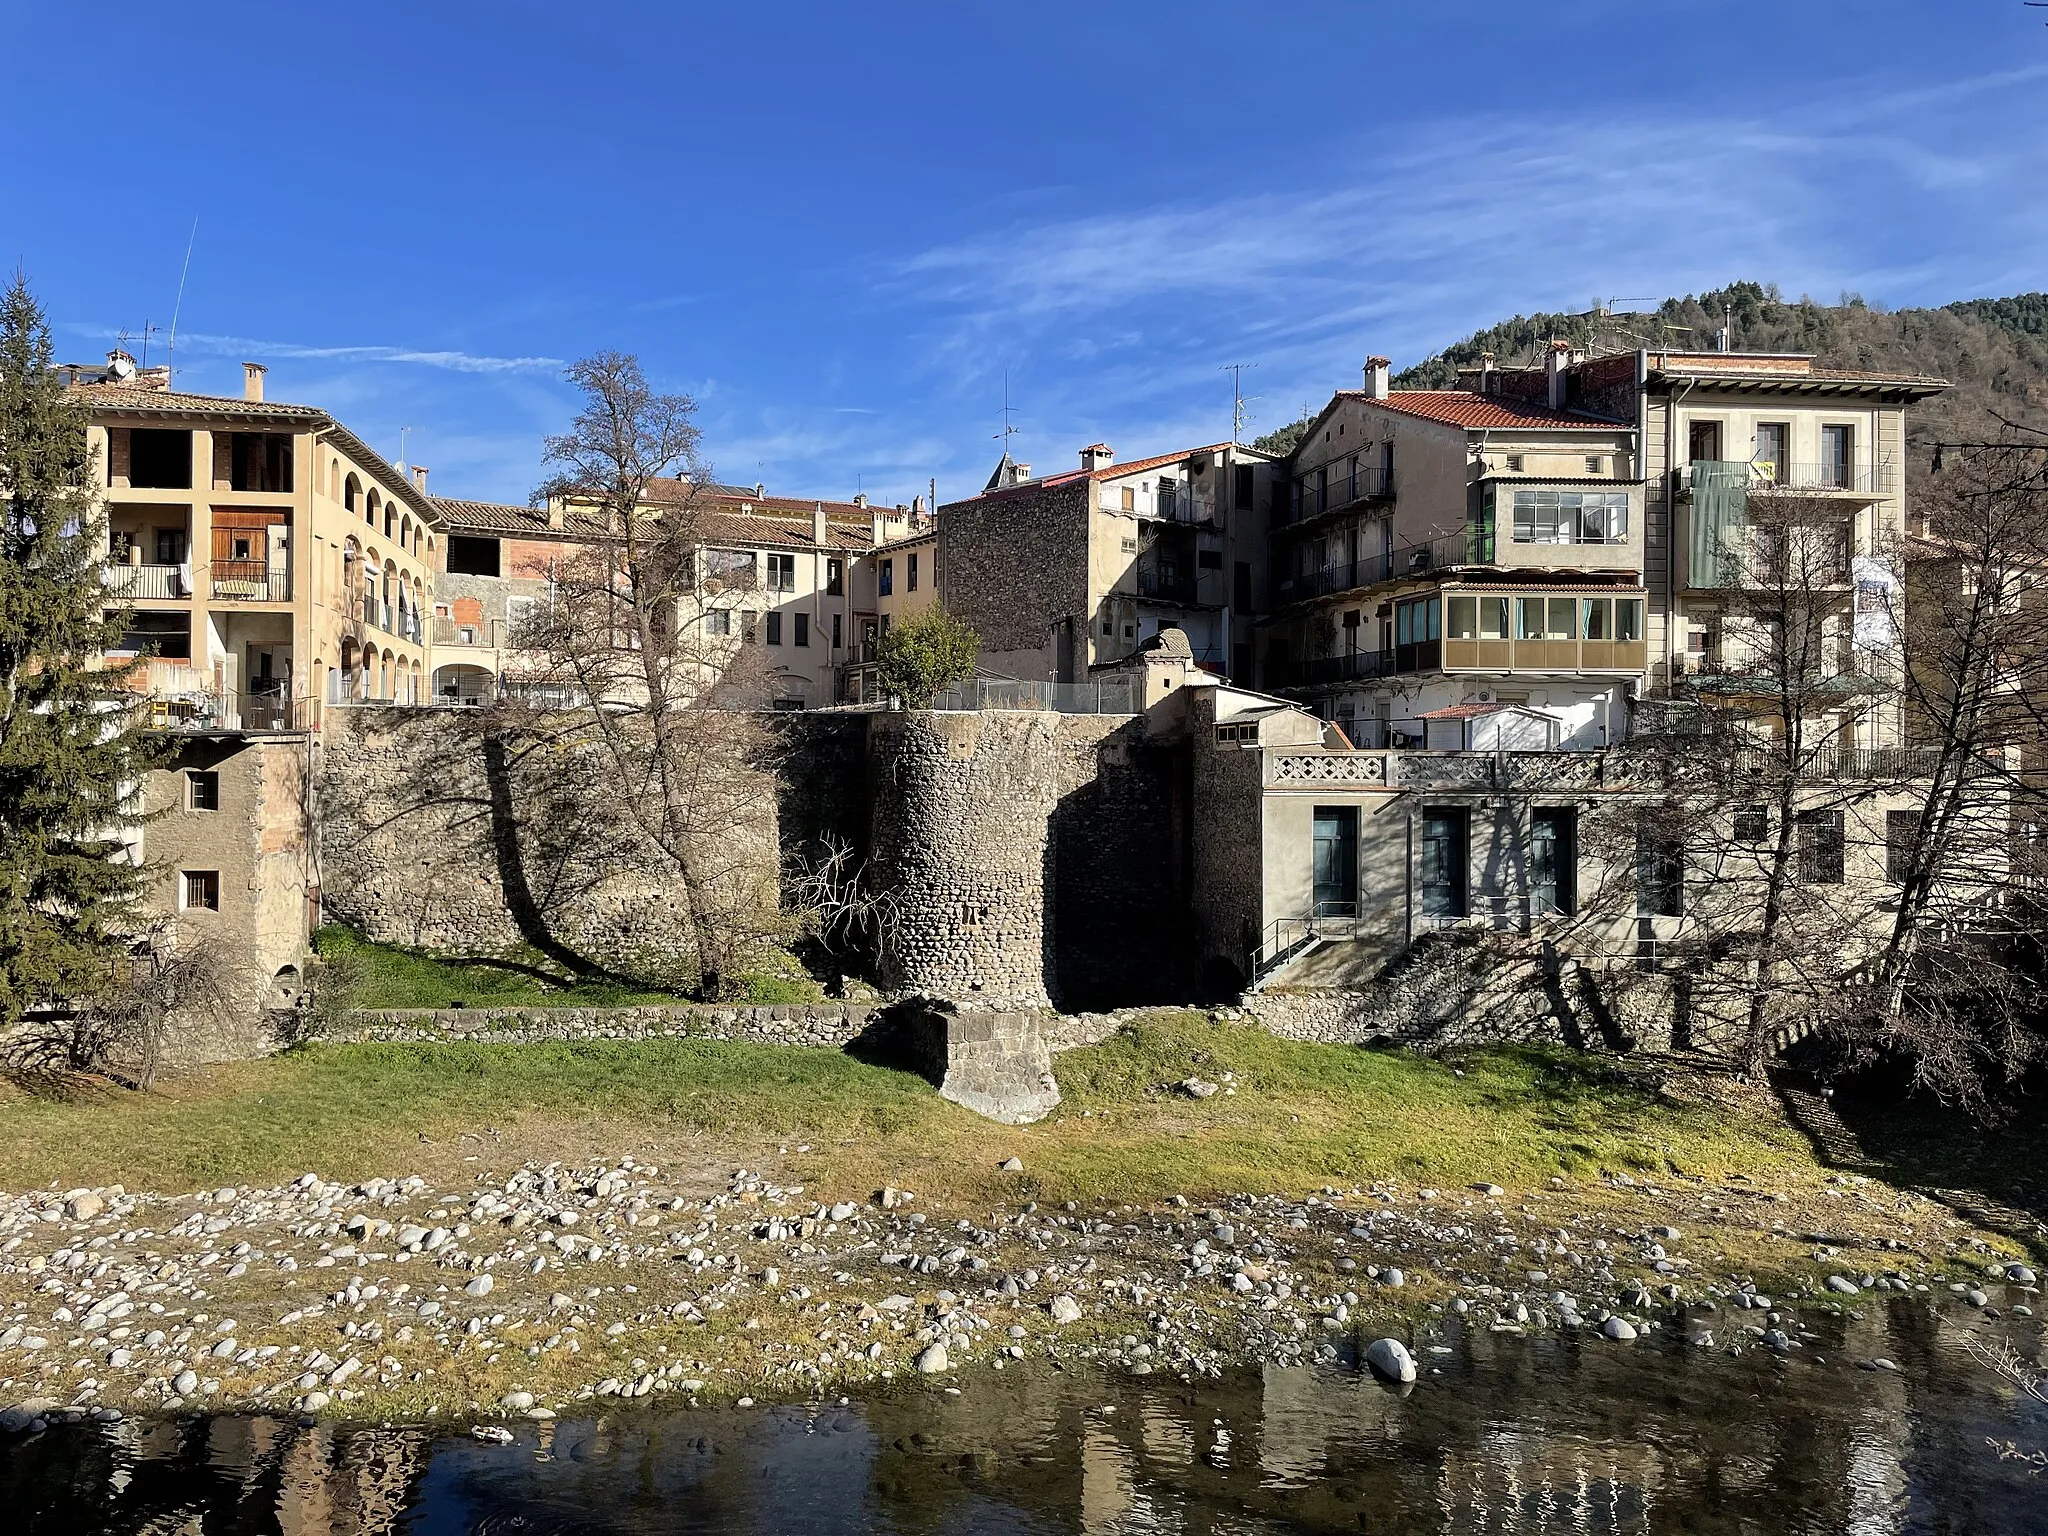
1274,532,1468,604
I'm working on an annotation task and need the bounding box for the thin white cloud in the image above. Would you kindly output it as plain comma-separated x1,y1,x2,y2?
62,324,561,375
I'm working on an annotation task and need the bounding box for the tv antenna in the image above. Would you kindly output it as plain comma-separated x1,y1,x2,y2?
138,320,163,369
399,426,414,467
166,218,197,387
1220,362,1259,443
994,369,1020,453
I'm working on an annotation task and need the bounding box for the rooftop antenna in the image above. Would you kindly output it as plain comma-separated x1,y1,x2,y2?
165,217,197,387
995,369,1020,454
138,320,163,369
1220,362,1258,444
398,426,414,468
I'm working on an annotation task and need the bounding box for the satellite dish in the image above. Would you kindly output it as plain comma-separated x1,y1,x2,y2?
108,353,136,381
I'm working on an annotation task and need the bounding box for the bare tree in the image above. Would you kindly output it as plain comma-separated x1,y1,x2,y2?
2,926,238,1087
497,353,785,998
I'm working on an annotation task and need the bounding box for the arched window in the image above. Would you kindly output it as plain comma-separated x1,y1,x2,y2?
344,474,361,514
400,515,411,550
365,488,380,529
385,503,396,539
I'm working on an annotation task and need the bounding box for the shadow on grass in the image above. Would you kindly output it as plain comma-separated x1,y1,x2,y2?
1782,1059,2048,1262
0,1066,129,1105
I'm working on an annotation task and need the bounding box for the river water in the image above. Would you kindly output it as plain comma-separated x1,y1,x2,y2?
7,1296,2044,1534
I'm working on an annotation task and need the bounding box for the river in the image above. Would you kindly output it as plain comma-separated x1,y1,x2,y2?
7,1294,2043,1533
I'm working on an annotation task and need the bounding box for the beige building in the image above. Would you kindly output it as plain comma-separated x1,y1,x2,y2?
1264,347,1946,753
431,484,915,710
70,351,440,724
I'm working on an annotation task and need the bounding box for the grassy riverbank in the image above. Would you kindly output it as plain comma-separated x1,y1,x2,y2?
0,1013,1830,1201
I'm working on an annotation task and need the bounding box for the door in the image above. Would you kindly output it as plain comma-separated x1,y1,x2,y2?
1311,806,1359,917
1420,808,1468,917
1530,807,1576,916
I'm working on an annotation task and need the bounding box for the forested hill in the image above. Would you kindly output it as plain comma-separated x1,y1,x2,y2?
1253,283,2048,458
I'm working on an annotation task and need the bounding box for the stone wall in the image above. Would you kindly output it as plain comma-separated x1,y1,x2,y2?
1249,937,1565,1050
938,481,1091,678
332,1002,878,1048
317,708,775,984
865,711,1189,1010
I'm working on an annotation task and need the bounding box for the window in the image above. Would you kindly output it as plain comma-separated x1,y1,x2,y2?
765,553,796,592
1103,617,1114,636
742,611,759,644
181,870,221,911
1516,596,1580,640
1512,489,1629,544
1821,424,1854,488
1234,561,1253,611
1420,809,1468,918
704,608,731,637
793,612,809,647
1886,810,1920,884
878,559,893,597
1615,598,1644,641
187,771,220,811
1235,464,1255,511
1797,809,1845,884
1753,422,1789,483
831,613,841,649
1215,722,1259,745
1689,420,1724,463
1585,456,1605,475
127,429,192,489
1446,594,1509,640
1636,830,1684,916
1733,804,1770,842
1530,807,1576,915
1121,537,1138,554
765,612,782,645
1197,548,1222,570
154,527,187,564
1505,455,1525,473
826,558,843,596
457,625,478,644
447,535,501,577
1120,485,1136,512
1312,806,1360,915
907,552,919,592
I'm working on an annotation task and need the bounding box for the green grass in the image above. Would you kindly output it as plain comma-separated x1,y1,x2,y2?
315,926,818,1011
0,1012,1822,1201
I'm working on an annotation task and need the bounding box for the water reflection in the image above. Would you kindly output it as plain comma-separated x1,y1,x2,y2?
8,1297,2043,1534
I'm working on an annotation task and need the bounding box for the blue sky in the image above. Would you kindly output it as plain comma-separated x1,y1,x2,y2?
5,1,2045,508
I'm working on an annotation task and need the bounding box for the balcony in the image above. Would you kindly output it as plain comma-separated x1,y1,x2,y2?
105,563,190,600
1274,532,1469,606
211,560,290,602
1136,490,1218,526
1443,635,1647,673
1134,567,1223,607
1682,459,1895,500
1274,465,1392,530
144,686,309,734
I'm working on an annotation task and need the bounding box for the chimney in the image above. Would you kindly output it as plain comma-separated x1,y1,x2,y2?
410,465,429,493
242,362,267,402
852,492,867,509
812,500,827,547
1364,356,1390,400
1009,462,1032,486
546,494,565,531
1080,442,1113,471
911,494,927,525
1479,351,1496,394
871,507,885,548
1545,339,1572,409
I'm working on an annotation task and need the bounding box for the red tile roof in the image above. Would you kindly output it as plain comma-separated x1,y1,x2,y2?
954,442,1258,505
1335,391,1626,431
433,496,880,552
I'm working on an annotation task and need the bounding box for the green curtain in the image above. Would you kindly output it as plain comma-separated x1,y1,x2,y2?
1690,461,1748,589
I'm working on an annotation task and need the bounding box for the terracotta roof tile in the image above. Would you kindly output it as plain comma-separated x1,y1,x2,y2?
68,382,325,420
1336,391,1626,431
431,496,879,552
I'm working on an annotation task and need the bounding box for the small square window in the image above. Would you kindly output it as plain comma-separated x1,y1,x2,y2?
187,771,219,811
1121,537,1138,554
704,609,730,637
1506,455,1525,472
182,870,221,911
1732,804,1768,842
1585,456,1604,474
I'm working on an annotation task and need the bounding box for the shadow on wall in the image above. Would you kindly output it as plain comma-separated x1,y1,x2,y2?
1048,718,1195,1010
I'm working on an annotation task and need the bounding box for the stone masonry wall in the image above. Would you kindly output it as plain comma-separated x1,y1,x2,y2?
318,708,774,982
865,710,1188,1010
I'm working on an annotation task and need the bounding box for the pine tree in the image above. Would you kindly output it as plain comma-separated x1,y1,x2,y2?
0,273,156,1023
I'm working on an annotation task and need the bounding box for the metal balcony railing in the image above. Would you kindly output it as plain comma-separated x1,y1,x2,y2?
1686,459,1896,496
210,561,290,601
106,563,190,600
1274,532,1469,605
1139,491,1218,526
1275,465,1392,528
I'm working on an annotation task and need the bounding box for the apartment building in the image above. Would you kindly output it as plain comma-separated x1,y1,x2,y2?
934,441,1281,684
70,352,439,725
1264,347,1946,752
431,484,914,709
1265,354,1643,749
63,352,438,1021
